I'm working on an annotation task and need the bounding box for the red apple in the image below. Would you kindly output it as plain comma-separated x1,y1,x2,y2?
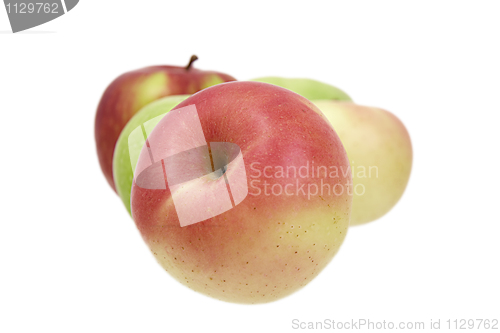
313,101,412,225
95,56,236,192
130,81,352,303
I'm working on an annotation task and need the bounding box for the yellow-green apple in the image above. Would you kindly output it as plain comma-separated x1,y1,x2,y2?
251,77,352,101
95,56,236,192
313,101,412,225
130,81,352,304
113,95,189,215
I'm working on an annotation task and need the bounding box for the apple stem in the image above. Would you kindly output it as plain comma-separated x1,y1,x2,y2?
185,55,199,70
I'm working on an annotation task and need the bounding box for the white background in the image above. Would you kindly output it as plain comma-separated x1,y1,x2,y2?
1,1,499,332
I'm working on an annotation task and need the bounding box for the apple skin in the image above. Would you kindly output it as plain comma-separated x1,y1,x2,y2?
95,59,236,192
251,77,352,102
130,81,352,304
113,95,190,215
313,101,412,225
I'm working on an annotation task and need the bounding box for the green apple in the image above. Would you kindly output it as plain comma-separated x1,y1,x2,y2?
113,95,189,214
250,77,352,101
313,101,412,225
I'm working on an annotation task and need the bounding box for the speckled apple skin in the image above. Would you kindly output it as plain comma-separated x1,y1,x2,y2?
95,65,236,192
314,101,412,226
131,82,352,304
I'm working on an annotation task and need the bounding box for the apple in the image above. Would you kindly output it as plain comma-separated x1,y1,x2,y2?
113,95,190,215
95,55,236,192
130,81,352,304
313,101,412,225
251,77,352,101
